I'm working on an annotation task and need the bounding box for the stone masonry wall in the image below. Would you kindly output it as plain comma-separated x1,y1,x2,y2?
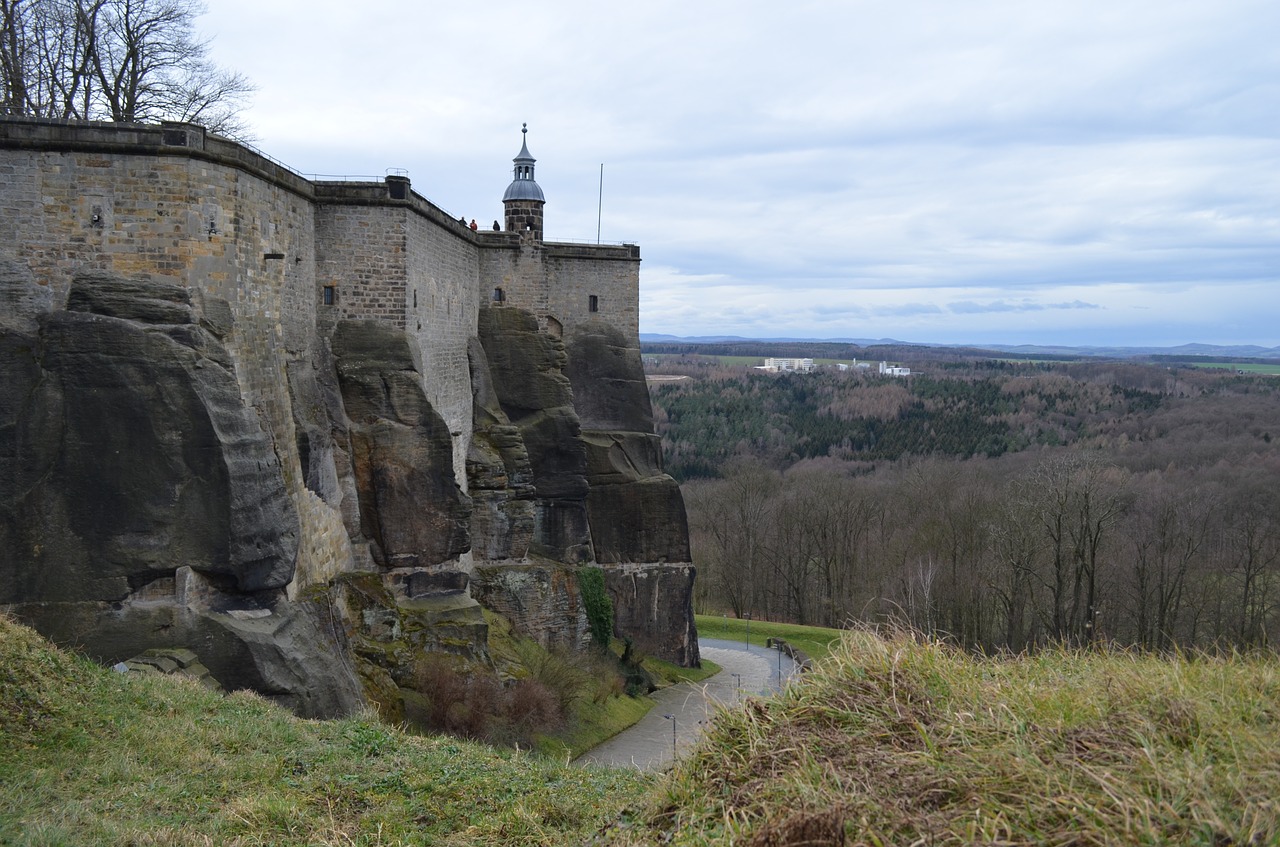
475,238,639,345
403,208,481,487
546,245,641,341
315,199,408,328
476,236,551,329
315,183,485,488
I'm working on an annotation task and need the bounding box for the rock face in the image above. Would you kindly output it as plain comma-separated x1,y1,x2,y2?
476,307,593,565
0,272,361,716
564,320,700,666
331,320,471,569
466,336,536,561
2,272,299,602
1,270,697,715
331,568,490,724
606,563,699,666
470,563,590,652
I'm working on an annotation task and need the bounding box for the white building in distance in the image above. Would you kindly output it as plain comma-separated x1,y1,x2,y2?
757,357,815,373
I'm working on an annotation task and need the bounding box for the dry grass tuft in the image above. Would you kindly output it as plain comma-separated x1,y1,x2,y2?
602,627,1280,846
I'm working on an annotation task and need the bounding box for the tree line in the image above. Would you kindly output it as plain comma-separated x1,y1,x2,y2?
1,0,251,136
650,357,1253,481
662,358,1280,651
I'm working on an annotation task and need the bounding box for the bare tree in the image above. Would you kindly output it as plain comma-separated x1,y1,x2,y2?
1,0,29,112
0,0,251,135
1025,455,1129,645
988,485,1042,651
1224,492,1280,647
686,464,779,619
1125,479,1215,650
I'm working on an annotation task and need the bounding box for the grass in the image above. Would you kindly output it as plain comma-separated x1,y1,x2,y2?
542,693,657,761
641,654,722,686
1183,361,1280,375
0,612,650,846
695,613,845,663
15,606,1275,845
605,628,1280,845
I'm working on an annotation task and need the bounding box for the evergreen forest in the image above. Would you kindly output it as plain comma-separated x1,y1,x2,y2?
648,352,1280,652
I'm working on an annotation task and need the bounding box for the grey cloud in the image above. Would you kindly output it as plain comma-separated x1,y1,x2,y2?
208,0,1280,347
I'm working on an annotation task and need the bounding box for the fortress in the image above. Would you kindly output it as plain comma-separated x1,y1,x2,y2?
0,116,697,718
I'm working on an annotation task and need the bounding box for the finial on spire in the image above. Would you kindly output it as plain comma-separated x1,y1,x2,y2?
523,122,528,136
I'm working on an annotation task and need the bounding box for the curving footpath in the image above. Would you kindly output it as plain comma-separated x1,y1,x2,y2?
575,638,800,771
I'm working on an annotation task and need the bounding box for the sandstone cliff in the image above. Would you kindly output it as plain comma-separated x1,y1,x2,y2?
1,264,696,718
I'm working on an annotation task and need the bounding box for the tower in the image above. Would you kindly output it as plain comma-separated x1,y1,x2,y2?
502,123,545,239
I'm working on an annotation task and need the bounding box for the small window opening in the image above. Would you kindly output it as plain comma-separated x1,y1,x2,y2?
493,287,505,303
588,294,599,313
322,285,336,306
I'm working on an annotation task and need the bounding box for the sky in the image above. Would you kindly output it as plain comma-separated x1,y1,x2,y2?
200,0,1280,348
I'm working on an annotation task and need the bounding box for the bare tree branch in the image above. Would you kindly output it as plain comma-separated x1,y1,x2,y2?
1,0,252,133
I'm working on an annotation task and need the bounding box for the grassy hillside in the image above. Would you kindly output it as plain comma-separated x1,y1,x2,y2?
9,610,1280,845
0,613,649,846
606,629,1280,845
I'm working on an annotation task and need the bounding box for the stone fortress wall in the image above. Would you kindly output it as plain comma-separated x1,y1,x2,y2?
0,116,696,717
0,118,631,487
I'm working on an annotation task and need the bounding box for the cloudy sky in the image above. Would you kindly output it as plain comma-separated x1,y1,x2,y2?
202,0,1279,348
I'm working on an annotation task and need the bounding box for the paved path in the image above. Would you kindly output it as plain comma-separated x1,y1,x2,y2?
575,638,799,771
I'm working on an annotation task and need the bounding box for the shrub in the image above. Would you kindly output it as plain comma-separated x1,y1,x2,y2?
513,640,590,715
413,654,496,740
500,678,565,746
413,652,571,748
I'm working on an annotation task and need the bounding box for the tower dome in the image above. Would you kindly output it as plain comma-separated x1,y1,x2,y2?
503,123,545,239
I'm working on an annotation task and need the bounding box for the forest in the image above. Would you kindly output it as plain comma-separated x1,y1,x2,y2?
647,352,1280,652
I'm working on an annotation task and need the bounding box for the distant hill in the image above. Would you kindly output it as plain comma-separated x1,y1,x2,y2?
640,333,915,346
639,335,1280,360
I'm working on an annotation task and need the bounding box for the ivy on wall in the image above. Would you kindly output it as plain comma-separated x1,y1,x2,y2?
578,567,614,651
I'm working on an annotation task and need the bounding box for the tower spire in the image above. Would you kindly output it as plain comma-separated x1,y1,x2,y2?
503,123,545,239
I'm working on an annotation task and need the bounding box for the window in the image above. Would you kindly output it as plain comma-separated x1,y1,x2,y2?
589,295,599,313
322,285,336,306
493,287,505,303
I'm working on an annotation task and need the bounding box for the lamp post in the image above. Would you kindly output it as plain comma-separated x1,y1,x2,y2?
662,714,677,759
